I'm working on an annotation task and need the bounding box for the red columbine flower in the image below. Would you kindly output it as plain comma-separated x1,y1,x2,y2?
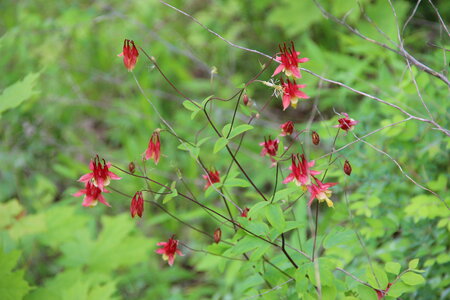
73,181,111,207
118,39,139,71
202,169,220,190
281,78,309,110
334,112,358,132
280,121,294,136
307,177,338,207
78,155,121,192
130,191,144,218
283,154,321,187
260,137,279,157
145,130,161,164
273,42,309,78
156,235,184,266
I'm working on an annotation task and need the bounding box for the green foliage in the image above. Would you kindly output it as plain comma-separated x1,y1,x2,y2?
1,0,449,298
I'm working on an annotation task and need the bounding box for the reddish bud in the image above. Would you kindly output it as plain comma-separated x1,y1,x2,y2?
241,207,250,218
344,160,352,176
130,191,144,218
312,131,320,145
243,94,250,106
128,162,136,174
214,228,222,243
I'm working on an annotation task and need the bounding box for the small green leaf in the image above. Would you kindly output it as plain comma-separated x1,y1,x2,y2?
221,123,231,137
228,124,253,139
0,72,40,117
201,95,213,107
265,204,285,233
408,258,419,270
401,272,425,286
182,100,200,112
162,181,178,204
223,178,250,188
385,262,401,275
214,137,229,153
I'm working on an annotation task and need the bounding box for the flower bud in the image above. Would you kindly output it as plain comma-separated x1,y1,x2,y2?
344,160,352,176
214,228,222,244
128,162,136,174
312,131,320,145
243,94,249,106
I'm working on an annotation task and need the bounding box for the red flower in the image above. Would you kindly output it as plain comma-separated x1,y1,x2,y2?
280,121,294,136
283,154,321,187
334,113,358,132
156,235,184,266
281,78,309,110
130,191,144,218
78,155,121,192
73,181,111,207
307,177,338,207
260,137,279,157
118,39,139,71
214,228,222,244
145,130,161,164
240,207,250,218
202,169,220,190
272,42,309,78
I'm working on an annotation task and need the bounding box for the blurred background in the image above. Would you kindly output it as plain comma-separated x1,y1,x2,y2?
0,0,449,299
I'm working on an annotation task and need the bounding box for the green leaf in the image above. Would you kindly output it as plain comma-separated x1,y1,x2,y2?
214,137,229,153
323,227,356,249
223,178,250,188
221,123,231,137
201,95,213,107
0,72,40,117
228,124,253,139
0,249,31,300
177,143,200,159
401,272,425,286
408,258,419,270
182,100,200,112
385,262,401,275
265,204,285,233
162,181,178,204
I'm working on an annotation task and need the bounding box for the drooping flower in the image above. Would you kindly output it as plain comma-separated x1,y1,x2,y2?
281,78,309,110
214,228,222,244
307,177,338,207
78,155,121,192
130,191,144,218
73,181,111,207
202,169,220,190
334,113,358,132
343,160,352,176
145,130,161,164
283,154,321,187
243,94,250,106
280,121,294,136
272,42,309,78
155,235,184,266
260,137,279,157
118,39,139,71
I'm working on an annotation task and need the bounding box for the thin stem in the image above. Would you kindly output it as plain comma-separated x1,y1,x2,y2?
312,200,320,262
